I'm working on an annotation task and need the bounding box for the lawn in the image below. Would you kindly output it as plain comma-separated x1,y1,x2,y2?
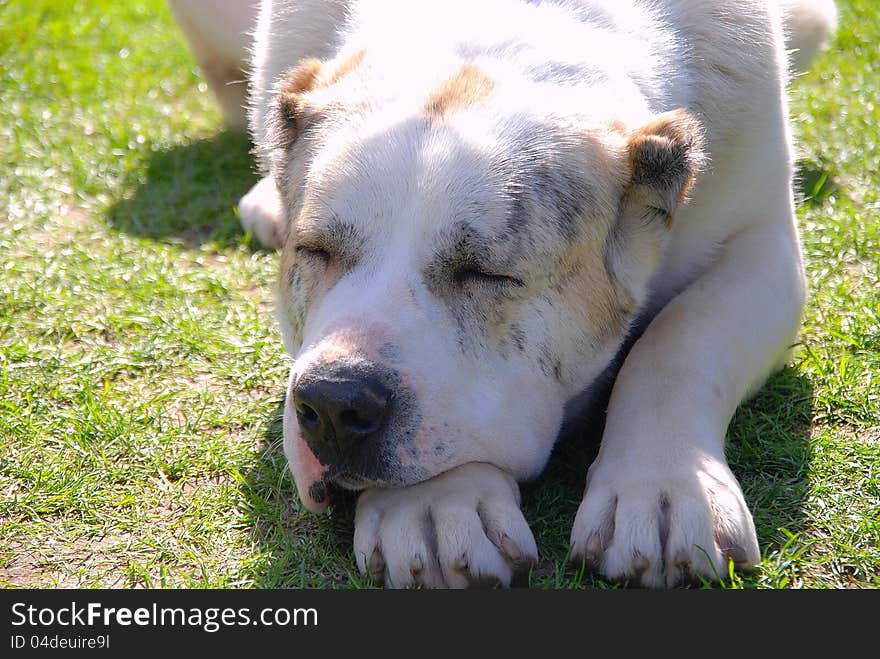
1,0,877,589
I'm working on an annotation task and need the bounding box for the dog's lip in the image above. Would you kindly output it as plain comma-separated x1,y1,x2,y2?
328,469,378,490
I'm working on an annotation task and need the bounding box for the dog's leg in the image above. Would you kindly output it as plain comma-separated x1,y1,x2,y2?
167,0,252,132
354,463,538,588
237,176,285,249
571,215,806,587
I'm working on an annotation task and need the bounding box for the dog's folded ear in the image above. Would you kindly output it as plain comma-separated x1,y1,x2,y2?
272,58,325,147
624,108,707,220
606,109,706,302
261,49,366,228
268,49,366,152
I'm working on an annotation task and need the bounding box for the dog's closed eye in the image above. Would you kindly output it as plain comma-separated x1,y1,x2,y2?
296,244,333,262
452,266,524,289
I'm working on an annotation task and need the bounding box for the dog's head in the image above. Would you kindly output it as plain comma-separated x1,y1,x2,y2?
264,49,705,511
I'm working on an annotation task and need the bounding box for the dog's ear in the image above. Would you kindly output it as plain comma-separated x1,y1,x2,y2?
624,108,706,218
606,109,706,302
269,58,325,151
269,49,367,151
263,49,366,244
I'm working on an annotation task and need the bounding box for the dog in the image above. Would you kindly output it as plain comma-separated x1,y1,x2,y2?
169,0,837,587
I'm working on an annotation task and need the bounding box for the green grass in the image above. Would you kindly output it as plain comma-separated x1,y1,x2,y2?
1,0,877,589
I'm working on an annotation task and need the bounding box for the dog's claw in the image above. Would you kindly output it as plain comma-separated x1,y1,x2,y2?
368,547,385,582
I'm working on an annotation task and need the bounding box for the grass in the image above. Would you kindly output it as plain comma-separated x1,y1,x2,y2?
1,0,877,589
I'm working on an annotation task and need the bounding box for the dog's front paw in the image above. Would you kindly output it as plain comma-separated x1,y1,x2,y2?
354,463,537,588
570,454,760,587
237,176,285,249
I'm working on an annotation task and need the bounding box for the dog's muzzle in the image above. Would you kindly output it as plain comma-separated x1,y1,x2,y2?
292,359,395,473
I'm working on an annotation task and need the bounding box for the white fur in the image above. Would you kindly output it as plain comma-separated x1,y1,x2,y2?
174,0,837,588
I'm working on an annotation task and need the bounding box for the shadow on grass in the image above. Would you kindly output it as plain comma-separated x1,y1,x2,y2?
239,365,814,589
725,367,816,586
106,131,259,247
523,365,816,588
796,159,840,208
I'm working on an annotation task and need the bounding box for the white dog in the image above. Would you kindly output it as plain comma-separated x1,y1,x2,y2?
170,0,836,587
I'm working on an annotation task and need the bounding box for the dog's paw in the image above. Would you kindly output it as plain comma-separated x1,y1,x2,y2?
237,176,285,249
570,454,760,588
354,463,537,589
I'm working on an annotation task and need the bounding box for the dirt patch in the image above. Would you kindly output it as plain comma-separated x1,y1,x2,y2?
1,474,248,588
62,205,91,228
28,205,93,246
1,535,134,588
0,541,42,587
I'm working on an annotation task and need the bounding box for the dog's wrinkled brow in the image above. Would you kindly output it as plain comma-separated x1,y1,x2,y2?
431,221,520,275
296,212,361,262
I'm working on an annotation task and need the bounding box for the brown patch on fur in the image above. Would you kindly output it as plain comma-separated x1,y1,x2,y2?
284,59,324,96
425,65,495,118
326,48,367,85
608,119,628,136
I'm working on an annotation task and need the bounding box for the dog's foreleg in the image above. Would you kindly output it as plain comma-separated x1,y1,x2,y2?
571,215,806,587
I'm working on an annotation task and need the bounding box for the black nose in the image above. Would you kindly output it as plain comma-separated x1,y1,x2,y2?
292,363,394,465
